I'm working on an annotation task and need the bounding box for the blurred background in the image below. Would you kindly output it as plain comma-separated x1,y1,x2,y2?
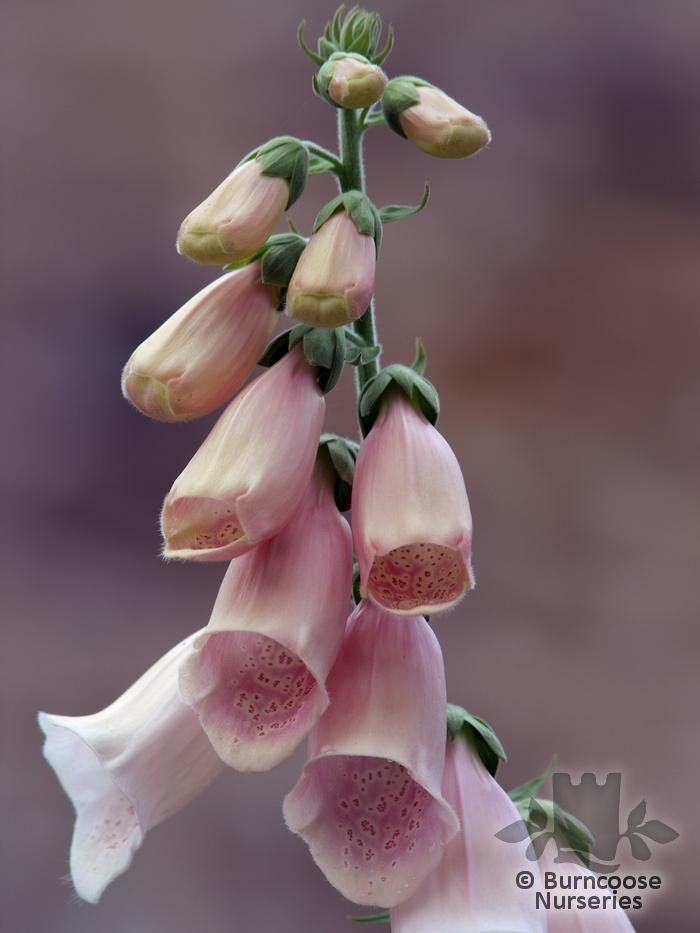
3,0,699,929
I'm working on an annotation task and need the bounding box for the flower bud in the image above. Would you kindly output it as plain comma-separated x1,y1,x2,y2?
179,460,352,772
391,737,547,932
286,211,376,327
160,346,325,561
283,602,459,908
38,632,223,903
383,78,491,159
353,392,474,615
177,159,288,265
121,263,278,421
317,53,388,109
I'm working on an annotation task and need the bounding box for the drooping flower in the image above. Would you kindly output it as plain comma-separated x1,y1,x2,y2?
539,848,636,932
383,78,491,159
179,458,353,772
283,601,459,908
353,391,473,615
286,211,376,327
390,735,547,932
177,159,289,265
38,632,223,904
121,262,279,421
160,345,325,561
318,53,388,109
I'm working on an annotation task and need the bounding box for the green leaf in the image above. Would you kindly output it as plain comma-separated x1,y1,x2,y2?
378,184,430,224
508,757,557,807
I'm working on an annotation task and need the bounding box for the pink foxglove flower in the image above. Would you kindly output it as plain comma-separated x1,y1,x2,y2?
179,460,352,772
177,159,289,265
539,848,636,931
283,601,459,908
353,392,473,614
391,736,547,932
322,55,388,109
121,263,278,421
38,632,223,904
286,212,376,327
161,346,325,561
400,86,491,159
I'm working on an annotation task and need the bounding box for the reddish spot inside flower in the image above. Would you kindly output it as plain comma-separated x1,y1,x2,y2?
367,543,468,612
195,632,318,742
164,498,243,552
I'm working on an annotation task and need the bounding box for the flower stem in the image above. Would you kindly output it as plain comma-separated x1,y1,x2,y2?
337,108,380,390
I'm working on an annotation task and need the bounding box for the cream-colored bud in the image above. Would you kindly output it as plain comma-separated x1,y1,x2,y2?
177,160,288,265
326,56,387,109
400,85,491,159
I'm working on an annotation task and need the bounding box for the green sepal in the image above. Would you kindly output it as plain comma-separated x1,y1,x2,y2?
257,328,294,368
318,433,359,511
352,562,361,605
350,912,390,924
508,757,557,808
358,360,439,436
289,324,346,393
508,794,595,867
345,328,382,365
381,76,431,138
254,136,309,209
446,703,507,778
379,184,430,225
308,152,340,176
260,233,307,288
305,6,392,66
313,191,382,255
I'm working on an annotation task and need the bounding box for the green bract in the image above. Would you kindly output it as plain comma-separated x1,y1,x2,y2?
244,136,309,209
381,76,432,138
258,325,346,395
313,190,382,254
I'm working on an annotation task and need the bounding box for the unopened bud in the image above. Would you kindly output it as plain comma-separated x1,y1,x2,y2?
286,211,376,328
177,160,288,265
317,53,388,109
383,78,491,159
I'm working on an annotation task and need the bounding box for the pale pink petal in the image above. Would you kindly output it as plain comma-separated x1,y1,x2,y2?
286,212,376,327
328,57,388,109
400,86,491,159
160,346,325,561
121,263,278,421
179,462,352,771
38,632,223,903
353,393,473,615
283,602,458,908
392,738,547,932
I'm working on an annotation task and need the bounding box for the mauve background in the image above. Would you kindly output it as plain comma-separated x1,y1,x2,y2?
3,0,699,929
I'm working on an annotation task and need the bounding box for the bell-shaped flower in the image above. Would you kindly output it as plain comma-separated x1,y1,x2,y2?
353,392,473,615
160,346,325,561
391,736,547,932
177,159,289,265
38,632,223,904
286,211,376,328
539,848,636,931
283,601,459,908
121,263,279,421
400,85,491,159
319,54,388,109
179,459,353,772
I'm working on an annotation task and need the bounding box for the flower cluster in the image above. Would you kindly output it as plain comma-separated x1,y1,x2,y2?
39,6,634,932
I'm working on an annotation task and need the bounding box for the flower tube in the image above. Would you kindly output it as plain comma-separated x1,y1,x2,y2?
38,632,223,904
283,602,458,908
179,459,353,772
121,263,278,421
161,346,325,561
286,211,376,328
353,392,473,614
391,736,547,932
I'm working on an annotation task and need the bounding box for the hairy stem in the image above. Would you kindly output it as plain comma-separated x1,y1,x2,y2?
337,108,380,390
